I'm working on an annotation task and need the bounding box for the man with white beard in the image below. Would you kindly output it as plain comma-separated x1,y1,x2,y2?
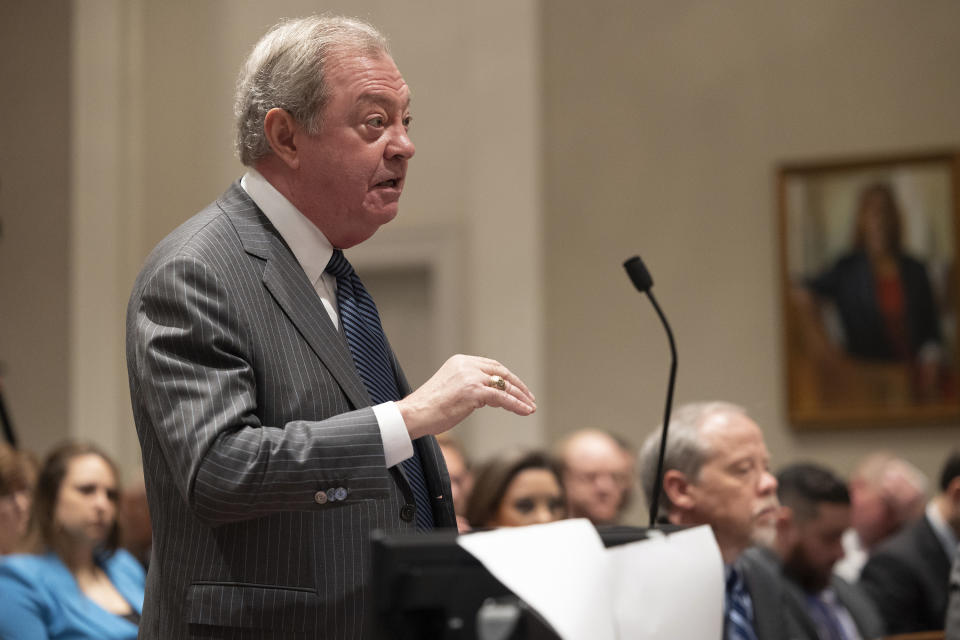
639,402,796,640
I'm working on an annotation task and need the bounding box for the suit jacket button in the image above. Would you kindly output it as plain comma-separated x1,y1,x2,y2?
335,487,347,501
400,504,416,522
326,488,338,502
314,491,328,505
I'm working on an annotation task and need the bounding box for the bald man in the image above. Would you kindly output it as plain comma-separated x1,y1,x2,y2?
835,451,927,582
557,429,635,525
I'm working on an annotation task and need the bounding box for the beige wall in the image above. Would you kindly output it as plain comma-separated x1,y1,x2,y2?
1,1,958,490
543,0,960,487
0,1,71,453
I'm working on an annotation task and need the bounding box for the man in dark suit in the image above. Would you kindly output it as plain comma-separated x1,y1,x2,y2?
767,463,884,639
126,15,536,639
860,450,960,634
638,402,798,640
947,546,960,639
834,452,928,583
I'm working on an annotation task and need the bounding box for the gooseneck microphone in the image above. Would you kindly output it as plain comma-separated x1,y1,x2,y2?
623,256,677,527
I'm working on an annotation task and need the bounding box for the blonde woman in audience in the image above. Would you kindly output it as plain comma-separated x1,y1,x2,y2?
465,450,565,528
0,443,34,555
0,442,145,639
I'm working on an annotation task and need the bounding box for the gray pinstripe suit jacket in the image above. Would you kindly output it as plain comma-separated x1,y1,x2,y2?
126,182,455,639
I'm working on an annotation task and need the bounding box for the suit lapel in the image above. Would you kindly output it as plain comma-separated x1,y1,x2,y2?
219,182,371,411
217,182,456,527
782,577,820,639
832,577,882,639
739,552,785,640
917,516,952,613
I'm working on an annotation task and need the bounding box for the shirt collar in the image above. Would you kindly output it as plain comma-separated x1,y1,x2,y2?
926,499,958,559
815,587,838,605
240,168,333,286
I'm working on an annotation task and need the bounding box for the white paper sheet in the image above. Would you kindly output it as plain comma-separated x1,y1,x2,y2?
458,521,723,640
457,518,616,640
608,525,724,639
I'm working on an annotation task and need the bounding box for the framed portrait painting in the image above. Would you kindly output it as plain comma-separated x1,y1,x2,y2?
778,150,960,426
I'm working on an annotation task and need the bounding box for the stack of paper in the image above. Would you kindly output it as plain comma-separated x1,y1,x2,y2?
458,519,723,640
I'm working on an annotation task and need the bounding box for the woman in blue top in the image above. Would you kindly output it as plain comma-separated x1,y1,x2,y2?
0,442,145,639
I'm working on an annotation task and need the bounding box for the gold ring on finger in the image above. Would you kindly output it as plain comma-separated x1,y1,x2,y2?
488,375,506,391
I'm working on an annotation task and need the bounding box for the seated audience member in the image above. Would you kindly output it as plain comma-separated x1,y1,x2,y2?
860,450,960,634
639,401,800,640
556,429,635,525
465,450,565,528
437,433,474,533
769,463,884,640
835,451,927,582
0,444,34,555
948,546,959,640
0,442,146,639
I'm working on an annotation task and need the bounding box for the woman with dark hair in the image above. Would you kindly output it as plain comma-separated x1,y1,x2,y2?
0,442,145,639
465,449,565,529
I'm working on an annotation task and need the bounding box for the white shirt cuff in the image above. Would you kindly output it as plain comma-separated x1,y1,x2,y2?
374,401,413,468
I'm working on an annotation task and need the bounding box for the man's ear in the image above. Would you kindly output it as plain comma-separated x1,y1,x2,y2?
262,108,301,169
662,469,695,511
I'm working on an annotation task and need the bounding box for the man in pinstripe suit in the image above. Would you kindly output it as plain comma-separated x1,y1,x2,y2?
126,16,536,639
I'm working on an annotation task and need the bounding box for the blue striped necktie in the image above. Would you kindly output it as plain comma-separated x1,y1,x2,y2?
725,567,758,640
325,249,434,531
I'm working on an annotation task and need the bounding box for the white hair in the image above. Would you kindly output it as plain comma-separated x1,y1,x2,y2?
234,15,389,166
638,401,747,520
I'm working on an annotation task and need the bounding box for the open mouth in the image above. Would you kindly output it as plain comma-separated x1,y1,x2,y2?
375,178,399,188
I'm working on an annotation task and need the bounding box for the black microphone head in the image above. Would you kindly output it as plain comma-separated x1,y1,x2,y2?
623,255,654,292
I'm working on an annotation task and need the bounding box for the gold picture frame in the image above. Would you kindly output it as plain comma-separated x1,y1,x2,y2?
778,149,960,427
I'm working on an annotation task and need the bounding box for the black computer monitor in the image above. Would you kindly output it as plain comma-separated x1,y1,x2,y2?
370,525,675,640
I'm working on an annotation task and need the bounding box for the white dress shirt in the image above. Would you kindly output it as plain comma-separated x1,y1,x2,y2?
240,169,413,468
834,528,867,582
927,499,959,560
